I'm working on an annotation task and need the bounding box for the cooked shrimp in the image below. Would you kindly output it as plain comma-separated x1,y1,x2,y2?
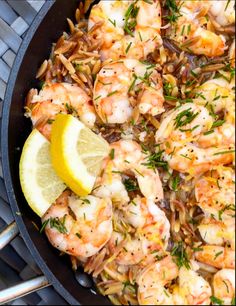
93,59,164,124
194,76,235,148
213,269,235,305
26,82,96,139
156,103,214,142
209,0,235,28
195,245,235,269
93,171,130,205
166,145,234,175
93,139,164,203
88,0,162,61
172,261,212,305
167,0,226,57
136,255,178,305
155,102,235,175
108,196,170,266
198,217,235,250
42,191,113,257
195,167,235,220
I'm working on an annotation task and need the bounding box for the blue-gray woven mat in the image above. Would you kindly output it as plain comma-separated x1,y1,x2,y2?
0,1,67,304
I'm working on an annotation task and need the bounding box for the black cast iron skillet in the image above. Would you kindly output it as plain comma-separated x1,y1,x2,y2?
1,0,111,304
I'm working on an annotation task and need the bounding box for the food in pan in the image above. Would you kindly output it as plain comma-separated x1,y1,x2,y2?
20,0,235,305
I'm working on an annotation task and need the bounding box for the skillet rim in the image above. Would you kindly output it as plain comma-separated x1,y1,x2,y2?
1,1,81,304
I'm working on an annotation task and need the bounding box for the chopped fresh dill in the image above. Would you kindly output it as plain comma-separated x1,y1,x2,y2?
213,149,235,156
210,296,223,305
138,31,143,41
180,154,192,160
124,1,139,37
123,178,139,192
174,108,199,128
49,216,67,234
94,95,101,101
47,119,55,124
225,0,231,11
171,175,180,191
212,119,225,128
165,0,182,23
108,18,116,27
143,147,169,171
181,25,185,36
125,42,132,54
40,219,49,234
109,148,115,160
107,90,118,97
179,125,199,132
171,241,191,269
214,251,223,260
128,74,137,93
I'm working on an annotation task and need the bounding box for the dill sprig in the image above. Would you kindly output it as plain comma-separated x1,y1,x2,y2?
210,296,223,305
174,108,199,129
165,0,182,23
49,216,68,234
143,146,169,172
123,178,139,192
171,175,180,191
124,1,139,37
171,241,191,269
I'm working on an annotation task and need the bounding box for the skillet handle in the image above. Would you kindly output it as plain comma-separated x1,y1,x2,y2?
0,222,50,303
0,276,50,304
0,221,19,250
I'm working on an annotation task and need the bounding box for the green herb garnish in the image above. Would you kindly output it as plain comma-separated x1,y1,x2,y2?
143,147,169,172
94,95,101,101
65,103,77,115
174,108,199,128
179,125,199,132
180,154,192,160
107,90,118,97
212,119,225,128
203,130,214,135
143,0,153,4
165,0,182,23
108,18,116,27
171,241,191,269
123,178,139,192
171,175,180,191
40,219,49,234
125,42,132,54
109,148,115,160
214,251,223,260
124,1,139,37
76,233,82,239
49,216,67,234
47,119,55,124
225,0,231,11
81,198,90,204
218,204,235,221
192,247,203,252
213,149,235,156
210,296,223,305
128,74,137,93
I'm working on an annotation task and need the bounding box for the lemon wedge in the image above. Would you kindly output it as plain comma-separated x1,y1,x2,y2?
19,129,67,217
50,114,109,196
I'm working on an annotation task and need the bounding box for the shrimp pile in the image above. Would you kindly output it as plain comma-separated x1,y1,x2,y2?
25,0,235,305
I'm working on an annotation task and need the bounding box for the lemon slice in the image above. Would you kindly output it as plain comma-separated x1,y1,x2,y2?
50,114,109,196
19,129,67,217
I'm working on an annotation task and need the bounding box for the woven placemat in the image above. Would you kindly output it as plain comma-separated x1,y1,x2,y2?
0,1,67,304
